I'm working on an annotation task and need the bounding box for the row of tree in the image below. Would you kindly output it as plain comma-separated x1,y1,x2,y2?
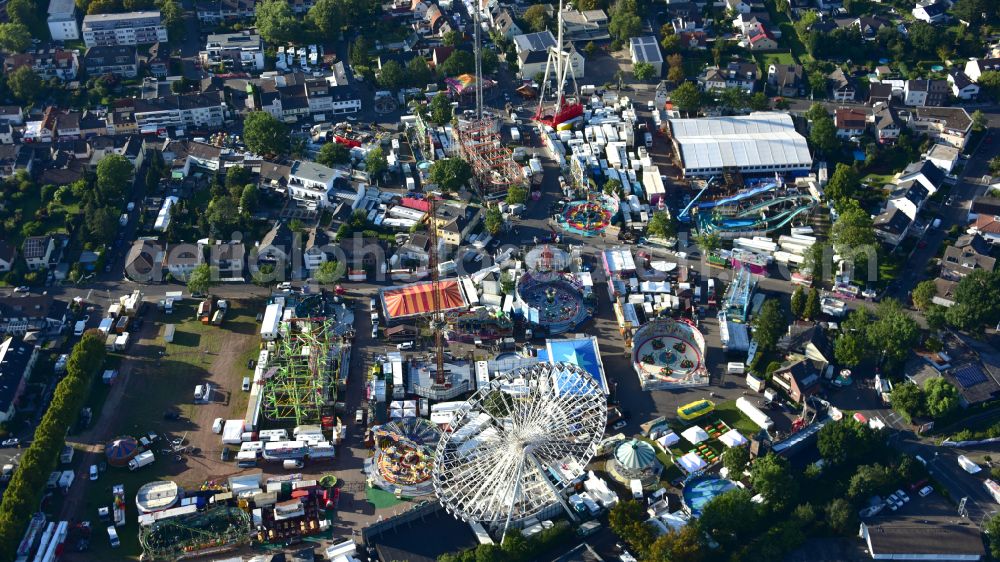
0,333,107,559
890,378,960,422
915,270,1000,333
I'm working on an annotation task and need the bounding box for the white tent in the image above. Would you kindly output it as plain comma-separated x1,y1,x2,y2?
677,451,707,474
655,431,680,450
718,429,747,448
681,426,709,445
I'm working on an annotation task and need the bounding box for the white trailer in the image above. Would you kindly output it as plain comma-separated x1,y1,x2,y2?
260,303,282,341
736,397,774,430
222,420,245,445
58,470,74,491
128,450,155,471
163,324,176,343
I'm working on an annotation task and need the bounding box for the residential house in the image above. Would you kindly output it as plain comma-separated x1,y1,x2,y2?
338,236,383,272
4,48,80,81
82,11,168,47
898,160,945,196
0,123,12,145
732,12,771,36
948,71,979,101
0,107,25,125
698,61,760,93
926,143,960,174
745,26,778,51
0,145,34,178
868,82,893,105
128,90,227,131
410,0,429,20
903,107,973,150
84,45,139,78
194,0,255,24
629,36,663,76
397,233,431,267
0,337,40,423
0,243,15,273
0,295,69,336
22,236,55,271
834,107,868,139
202,30,265,72
124,239,165,282
870,103,900,144
912,0,948,24
940,234,995,280
970,214,1000,245
969,195,1000,222
853,15,890,38
772,359,821,403
964,58,1000,82
47,0,79,41
874,207,912,246
203,240,245,279
767,63,804,97
827,68,855,101
561,9,610,42
258,161,291,194
903,79,949,107
163,243,203,280
726,0,752,14
777,322,834,366
515,31,584,79
432,203,481,246
288,160,342,207
144,42,169,78
933,277,959,307
492,8,522,39
886,180,929,221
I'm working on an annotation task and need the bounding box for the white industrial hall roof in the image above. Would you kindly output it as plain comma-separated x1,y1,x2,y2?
667,112,812,171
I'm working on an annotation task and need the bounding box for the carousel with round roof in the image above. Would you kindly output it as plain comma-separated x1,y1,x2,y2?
105,436,139,467
367,417,441,497
606,438,663,487
631,317,709,390
516,246,594,336
557,194,619,237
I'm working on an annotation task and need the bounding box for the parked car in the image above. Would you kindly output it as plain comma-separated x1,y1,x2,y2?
918,485,934,497
89,465,98,481
895,489,910,503
2,438,19,448
13,286,29,293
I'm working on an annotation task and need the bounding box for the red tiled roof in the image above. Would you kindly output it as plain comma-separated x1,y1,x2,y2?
972,215,1000,234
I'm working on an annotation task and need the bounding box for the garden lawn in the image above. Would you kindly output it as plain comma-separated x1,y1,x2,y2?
712,400,763,437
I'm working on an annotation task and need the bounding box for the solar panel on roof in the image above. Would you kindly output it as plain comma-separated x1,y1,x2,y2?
953,363,988,388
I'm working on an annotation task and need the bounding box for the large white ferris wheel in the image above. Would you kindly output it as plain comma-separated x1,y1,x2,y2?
433,363,607,539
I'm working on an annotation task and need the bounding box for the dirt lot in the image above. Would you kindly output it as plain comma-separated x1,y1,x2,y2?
59,298,263,560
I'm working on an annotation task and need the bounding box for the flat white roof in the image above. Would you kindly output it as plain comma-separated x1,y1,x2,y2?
667,112,812,171
630,36,662,64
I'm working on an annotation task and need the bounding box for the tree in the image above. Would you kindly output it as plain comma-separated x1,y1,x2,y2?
802,287,819,320
0,23,31,52
868,299,920,367
429,158,472,193
308,0,344,35
522,4,550,32
817,418,879,465
255,0,297,43
825,498,856,535
604,178,624,198
790,286,806,319
671,82,702,115
243,111,289,156
978,71,1000,101
748,92,770,111
349,36,371,68
697,488,759,549
808,72,827,98
661,33,680,54
971,110,987,132
366,147,388,183
609,0,642,43
377,60,405,90
986,513,1000,559
890,382,925,422
719,87,749,110
834,307,871,366
442,30,460,47
946,270,1000,330
924,377,959,418
667,65,685,83
908,22,940,56
847,463,895,500
484,207,503,235
94,154,132,202
157,0,183,39
753,299,786,352
912,280,937,311
317,142,350,167
825,163,860,208
187,263,215,295
406,56,433,88
584,41,598,56
428,92,453,126
314,260,343,284
925,304,948,331
633,61,656,81
7,67,42,103
240,184,258,214
6,0,41,31
439,50,475,77
86,0,119,13
693,231,721,253
609,501,658,559
809,113,840,155
721,445,750,476
750,453,798,510
506,184,528,205
831,203,877,263
647,212,675,240
85,205,117,244
647,526,704,562
225,166,252,195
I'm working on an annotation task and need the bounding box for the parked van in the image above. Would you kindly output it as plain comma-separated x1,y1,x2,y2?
242,377,251,391
236,451,258,468
107,526,120,548
397,341,414,350
355,409,365,424
283,459,304,470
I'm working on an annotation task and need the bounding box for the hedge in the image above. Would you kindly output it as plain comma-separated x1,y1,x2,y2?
0,332,106,562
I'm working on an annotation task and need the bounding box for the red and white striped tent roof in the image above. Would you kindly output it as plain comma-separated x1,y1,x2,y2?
381,279,467,320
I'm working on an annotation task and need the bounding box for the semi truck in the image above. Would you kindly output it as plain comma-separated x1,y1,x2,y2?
128,450,154,471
